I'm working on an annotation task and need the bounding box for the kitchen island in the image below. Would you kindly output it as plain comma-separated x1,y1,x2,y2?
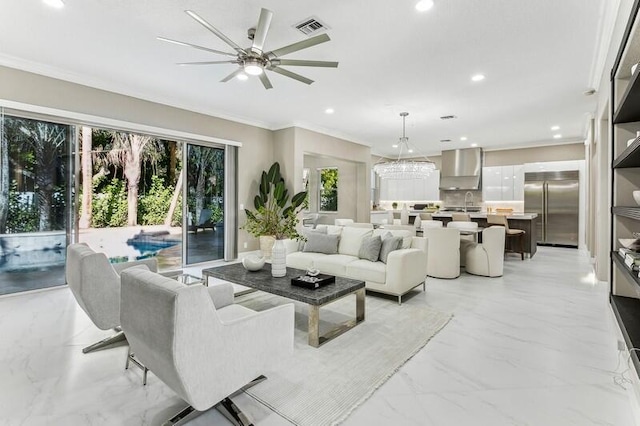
431,212,539,258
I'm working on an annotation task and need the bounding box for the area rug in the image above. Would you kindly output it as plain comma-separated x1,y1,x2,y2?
235,291,452,426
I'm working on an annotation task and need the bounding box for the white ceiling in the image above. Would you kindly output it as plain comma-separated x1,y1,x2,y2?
1,0,608,157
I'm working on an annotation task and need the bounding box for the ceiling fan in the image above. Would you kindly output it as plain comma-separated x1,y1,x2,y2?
158,9,339,89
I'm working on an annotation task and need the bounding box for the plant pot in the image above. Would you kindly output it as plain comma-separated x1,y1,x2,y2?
271,239,287,278
259,235,276,259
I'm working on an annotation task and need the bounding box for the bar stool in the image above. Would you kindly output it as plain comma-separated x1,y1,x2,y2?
487,214,525,260
452,212,471,221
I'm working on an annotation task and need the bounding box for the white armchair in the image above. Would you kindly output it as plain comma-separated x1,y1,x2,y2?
421,220,443,229
424,228,460,278
120,267,295,425
465,226,506,277
65,243,158,353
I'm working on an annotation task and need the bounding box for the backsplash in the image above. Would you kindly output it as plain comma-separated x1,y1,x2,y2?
440,190,483,206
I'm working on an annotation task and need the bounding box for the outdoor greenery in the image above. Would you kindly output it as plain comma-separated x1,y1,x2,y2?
0,114,217,235
319,168,338,212
243,162,307,240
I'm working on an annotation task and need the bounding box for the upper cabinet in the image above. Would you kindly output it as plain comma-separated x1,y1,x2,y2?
482,166,524,201
379,170,440,201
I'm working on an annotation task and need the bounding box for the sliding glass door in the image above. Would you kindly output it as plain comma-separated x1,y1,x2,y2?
185,144,225,264
0,111,73,295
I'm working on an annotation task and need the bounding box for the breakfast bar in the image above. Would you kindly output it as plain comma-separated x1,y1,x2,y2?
431,212,539,258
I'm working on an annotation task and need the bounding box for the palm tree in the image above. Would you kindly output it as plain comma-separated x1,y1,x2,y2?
106,132,158,226
78,126,93,229
0,115,8,234
17,119,67,231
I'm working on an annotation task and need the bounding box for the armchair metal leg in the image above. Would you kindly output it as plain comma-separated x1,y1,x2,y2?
161,376,267,426
217,397,253,426
82,330,127,353
125,347,149,385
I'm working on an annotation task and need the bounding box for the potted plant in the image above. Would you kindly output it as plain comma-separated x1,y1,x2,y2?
243,162,307,277
392,202,398,210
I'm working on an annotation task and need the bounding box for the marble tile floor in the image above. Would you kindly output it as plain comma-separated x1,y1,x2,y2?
0,246,639,425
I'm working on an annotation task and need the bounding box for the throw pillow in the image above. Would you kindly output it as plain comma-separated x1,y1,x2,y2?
358,235,382,262
299,226,328,251
303,233,339,254
379,234,403,264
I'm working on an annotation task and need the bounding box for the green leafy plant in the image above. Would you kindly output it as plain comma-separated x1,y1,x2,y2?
242,162,307,240
92,178,128,227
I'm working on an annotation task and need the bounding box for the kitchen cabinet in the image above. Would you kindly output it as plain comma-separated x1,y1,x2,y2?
379,170,440,201
482,166,524,201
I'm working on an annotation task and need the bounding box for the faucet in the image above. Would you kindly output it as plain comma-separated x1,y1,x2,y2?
464,191,474,213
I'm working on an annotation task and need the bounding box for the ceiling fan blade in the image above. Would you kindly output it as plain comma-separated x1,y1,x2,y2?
259,72,273,90
185,10,245,54
177,61,238,66
221,68,244,82
272,59,338,68
269,66,314,85
251,8,273,53
157,37,237,58
267,33,331,58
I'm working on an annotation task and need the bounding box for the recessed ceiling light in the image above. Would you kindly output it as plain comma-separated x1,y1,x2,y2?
471,74,485,82
551,125,560,131
471,143,478,147
236,73,248,81
415,0,434,12
392,144,398,148
408,149,414,153
460,136,468,141
325,108,334,114
43,0,64,8
553,134,562,139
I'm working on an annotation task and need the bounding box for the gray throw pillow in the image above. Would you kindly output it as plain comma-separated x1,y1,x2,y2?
303,233,339,254
358,235,382,262
299,226,328,250
379,234,403,264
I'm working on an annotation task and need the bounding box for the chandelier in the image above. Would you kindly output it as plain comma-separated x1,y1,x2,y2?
373,112,436,179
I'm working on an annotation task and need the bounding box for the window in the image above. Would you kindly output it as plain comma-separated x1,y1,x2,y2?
318,167,338,212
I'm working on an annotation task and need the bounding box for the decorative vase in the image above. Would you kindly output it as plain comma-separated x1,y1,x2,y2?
271,239,287,278
259,235,276,260
242,255,265,272
401,204,409,225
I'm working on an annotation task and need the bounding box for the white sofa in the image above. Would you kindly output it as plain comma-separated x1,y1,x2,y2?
285,225,427,304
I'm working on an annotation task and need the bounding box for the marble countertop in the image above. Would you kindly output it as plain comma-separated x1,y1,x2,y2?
431,212,538,220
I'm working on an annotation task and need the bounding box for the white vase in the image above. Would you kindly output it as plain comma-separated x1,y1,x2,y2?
401,204,409,225
271,239,287,278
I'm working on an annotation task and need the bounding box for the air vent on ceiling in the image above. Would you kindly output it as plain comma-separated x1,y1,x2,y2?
440,139,452,143
440,115,457,120
295,17,329,36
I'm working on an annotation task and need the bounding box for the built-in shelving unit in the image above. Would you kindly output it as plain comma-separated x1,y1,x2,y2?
611,0,640,374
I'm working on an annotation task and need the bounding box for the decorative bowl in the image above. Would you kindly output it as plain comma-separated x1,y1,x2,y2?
619,238,637,249
634,190,640,206
242,255,266,272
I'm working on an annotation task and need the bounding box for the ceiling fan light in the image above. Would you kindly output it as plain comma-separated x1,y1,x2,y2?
244,62,264,76
237,72,249,81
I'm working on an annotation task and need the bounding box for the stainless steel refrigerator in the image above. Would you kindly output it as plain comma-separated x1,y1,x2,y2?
524,171,579,247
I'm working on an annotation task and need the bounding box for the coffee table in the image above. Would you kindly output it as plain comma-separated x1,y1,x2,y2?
202,263,365,348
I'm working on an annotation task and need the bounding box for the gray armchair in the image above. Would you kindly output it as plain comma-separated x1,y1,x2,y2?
65,243,158,353
119,267,295,425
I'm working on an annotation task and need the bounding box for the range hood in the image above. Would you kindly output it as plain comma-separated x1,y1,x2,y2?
439,148,483,190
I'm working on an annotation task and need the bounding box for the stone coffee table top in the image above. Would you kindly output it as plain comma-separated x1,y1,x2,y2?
202,263,364,306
